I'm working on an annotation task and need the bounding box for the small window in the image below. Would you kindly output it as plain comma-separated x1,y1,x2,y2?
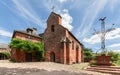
26,36,32,41
27,30,32,34
76,45,79,50
51,25,55,32
72,41,74,50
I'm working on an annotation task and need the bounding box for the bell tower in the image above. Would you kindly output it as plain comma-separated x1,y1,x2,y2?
47,12,62,27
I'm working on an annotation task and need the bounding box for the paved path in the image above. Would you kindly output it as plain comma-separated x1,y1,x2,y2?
0,67,88,75
27,70,88,75
0,60,111,75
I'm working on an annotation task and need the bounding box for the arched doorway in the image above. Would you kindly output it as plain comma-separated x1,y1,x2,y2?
50,52,55,62
25,53,32,62
76,46,79,63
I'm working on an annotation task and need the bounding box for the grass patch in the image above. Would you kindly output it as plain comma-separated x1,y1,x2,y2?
114,61,120,66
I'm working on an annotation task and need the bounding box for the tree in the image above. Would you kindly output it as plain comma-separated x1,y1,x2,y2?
107,51,120,62
83,47,93,62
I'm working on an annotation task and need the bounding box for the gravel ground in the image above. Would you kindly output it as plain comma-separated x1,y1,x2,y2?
0,60,111,75
0,67,88,75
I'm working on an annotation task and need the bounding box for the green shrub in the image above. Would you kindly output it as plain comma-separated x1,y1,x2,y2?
107,51,120,62
10,38,44,53
0,52,11,58
89,60,97,65
10,58,17,63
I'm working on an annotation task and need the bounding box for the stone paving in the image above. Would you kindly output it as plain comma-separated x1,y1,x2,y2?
0,60,111,75
0,67,40,75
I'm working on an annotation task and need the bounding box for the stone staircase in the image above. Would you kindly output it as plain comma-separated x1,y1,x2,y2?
86,66,120,75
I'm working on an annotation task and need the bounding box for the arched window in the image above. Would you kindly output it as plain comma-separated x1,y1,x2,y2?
72,41,74,50
51,25,55,32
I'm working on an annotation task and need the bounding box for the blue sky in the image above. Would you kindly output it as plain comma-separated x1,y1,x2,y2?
0,0,120,52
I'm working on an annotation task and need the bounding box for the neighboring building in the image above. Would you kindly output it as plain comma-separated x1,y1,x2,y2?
12,28,42,42
0,43,10,60
11,12,83,64
11,28,42,62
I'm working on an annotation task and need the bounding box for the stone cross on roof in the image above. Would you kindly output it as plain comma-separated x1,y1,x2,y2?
51,6,55,12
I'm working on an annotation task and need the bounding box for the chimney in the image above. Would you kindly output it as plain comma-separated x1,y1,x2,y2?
32,27,37,34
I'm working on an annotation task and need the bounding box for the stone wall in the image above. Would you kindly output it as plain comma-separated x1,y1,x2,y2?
11,48,36,62
11,31,42,62
14,32,42,42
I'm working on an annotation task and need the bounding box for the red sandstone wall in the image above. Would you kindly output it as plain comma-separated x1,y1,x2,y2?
66,30,83,64
14,32,42,42
44,13,66,63
11,48,36,62
44,25,66,63
11,31,42,62
44,12,83,64
11,48,25,62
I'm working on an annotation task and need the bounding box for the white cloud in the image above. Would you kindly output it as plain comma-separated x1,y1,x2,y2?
0,29,12,37
83,28,120,44
58,0,67,3
108,43,120,48
60,9,73,31
106,28,120,40
83,34,101,44
43,0,73,31
112,50,120,52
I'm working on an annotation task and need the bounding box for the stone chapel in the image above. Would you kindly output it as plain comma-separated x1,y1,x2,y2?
11,12,83,64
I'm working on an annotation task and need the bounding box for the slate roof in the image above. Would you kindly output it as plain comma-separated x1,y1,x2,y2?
0,43,9,48
12,29,42,39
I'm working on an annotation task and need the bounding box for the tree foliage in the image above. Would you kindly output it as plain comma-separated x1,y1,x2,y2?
107,51,120,62
83,47,93,62
84,48,93,58
0,52,11,58
10,38,44,53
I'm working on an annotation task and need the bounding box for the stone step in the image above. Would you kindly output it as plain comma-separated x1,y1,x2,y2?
87,67,120,71
87,69,120,75
91,66,120,69
87,66,120,70
86,66,120,75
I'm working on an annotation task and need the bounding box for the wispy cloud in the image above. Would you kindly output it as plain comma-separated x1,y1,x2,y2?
0,29,12,37
108,0,118,12
58,0,67,3
43,0,73,31
11,0,45,28
112,50,120,52
108,43,120,48
83,28,120,44
75,0,108,38
106,28,120,40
